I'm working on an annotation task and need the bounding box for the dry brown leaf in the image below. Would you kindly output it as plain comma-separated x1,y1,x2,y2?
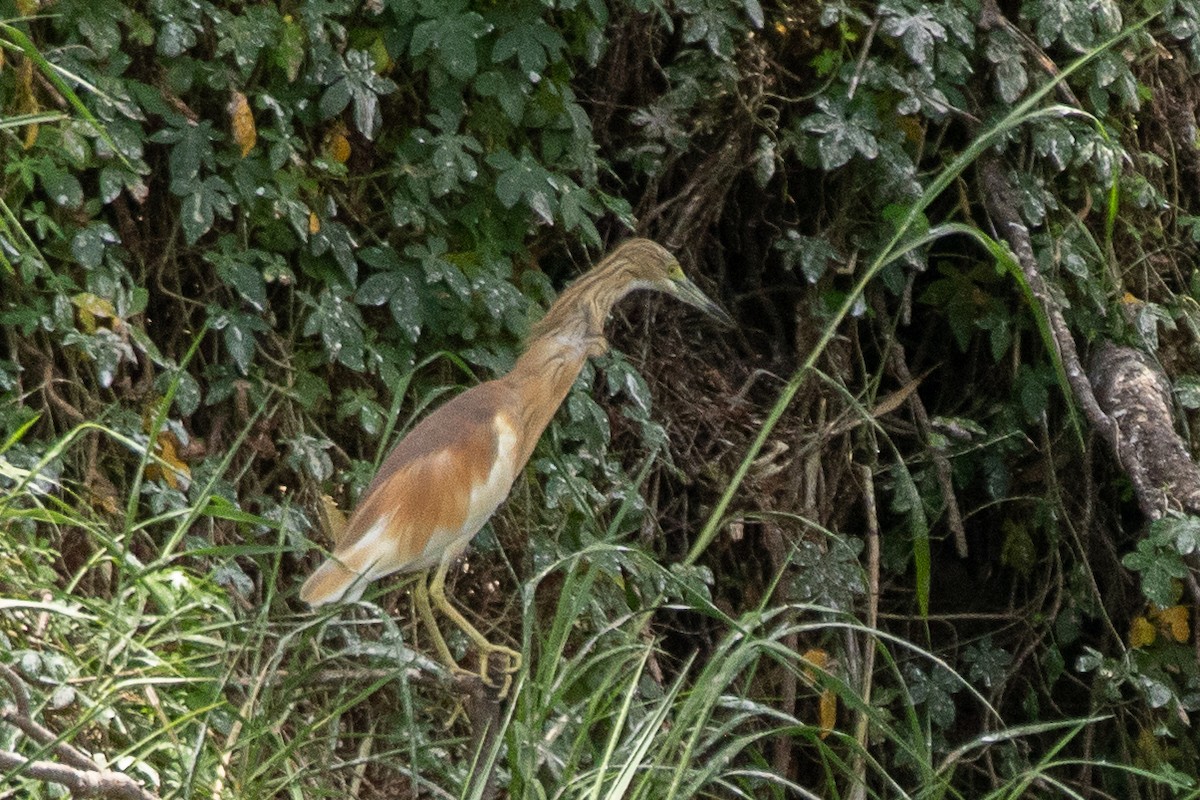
229,90,256,157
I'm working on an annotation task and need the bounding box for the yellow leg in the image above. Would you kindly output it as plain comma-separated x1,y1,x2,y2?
412,570,464,676
428,557,522,698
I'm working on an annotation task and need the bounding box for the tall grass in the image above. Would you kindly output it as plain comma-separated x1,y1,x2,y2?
6,419,1200,798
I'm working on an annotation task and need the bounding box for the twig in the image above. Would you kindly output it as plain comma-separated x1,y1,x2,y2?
979,158,1120,454
873,295,968,556
846,464,880,800
0,663,160,800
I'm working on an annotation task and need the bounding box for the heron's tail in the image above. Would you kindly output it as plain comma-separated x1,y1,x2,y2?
300,557,367,606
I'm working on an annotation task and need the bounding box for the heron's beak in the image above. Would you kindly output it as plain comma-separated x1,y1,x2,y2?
673,277,735,328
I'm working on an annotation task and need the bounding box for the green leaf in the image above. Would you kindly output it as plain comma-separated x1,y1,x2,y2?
1150,514,1200,556
492,17,566,74
406,237,470,300
475,70,527,124
1122,537,1187,607
358,246,425,342
775,231,840,283
215,5,282,76
275,17,307,82
209,307,268,375
743,0,765,29
211,256,268,313
1175,375,1200,409
179,176,235,244
42,169,84,210
310,217,358,283
429,131,482,196
799,95,879,170
411,5,492,81
71,223,120,269
880,0,946,65
304,289,366,370
487,149,557,223
984,28,1032,104
152,120,219,184
286,433,334,482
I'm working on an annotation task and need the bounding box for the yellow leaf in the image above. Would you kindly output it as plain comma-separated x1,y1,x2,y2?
817,688,837,739
801,649,836,738
229,90,256,157
801,648,828,671
368,35,391,73
323,124,351,164
72,292,118,334
146,432,191,491
1152,605,1190,643
320,493,348,544
308,211,320,235
1129,615,1156,649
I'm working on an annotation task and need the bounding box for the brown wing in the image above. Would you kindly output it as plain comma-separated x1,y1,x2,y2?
299,380,520,605
338,379,516,552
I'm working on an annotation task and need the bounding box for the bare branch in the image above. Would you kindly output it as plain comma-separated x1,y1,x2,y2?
0,663,160,800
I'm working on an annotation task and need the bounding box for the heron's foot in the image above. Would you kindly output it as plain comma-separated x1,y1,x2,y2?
475,642,521,699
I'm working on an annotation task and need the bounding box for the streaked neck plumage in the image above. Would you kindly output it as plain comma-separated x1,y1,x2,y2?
500,243,660,469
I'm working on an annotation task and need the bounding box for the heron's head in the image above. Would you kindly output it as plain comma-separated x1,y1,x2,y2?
609,238,734,327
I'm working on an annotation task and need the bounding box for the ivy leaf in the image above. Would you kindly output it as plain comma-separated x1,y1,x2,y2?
215,5,282,76
178,175,235,244
358,246,425,342
71,223,120,269
410,3,492,81
318,49,397,139
429,131,482,196
492,17,566,75
406,237,470,300
487,149,557,224
1123,537,1188,607
304,289,366,370
799,95,879,170
208,306,269,375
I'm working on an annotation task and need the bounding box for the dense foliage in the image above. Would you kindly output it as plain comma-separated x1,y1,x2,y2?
5,0,1200,797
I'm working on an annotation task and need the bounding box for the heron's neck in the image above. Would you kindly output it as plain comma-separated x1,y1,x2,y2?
530,260,651,343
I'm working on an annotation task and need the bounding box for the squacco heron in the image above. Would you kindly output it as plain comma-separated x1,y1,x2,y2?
300,238,732,695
